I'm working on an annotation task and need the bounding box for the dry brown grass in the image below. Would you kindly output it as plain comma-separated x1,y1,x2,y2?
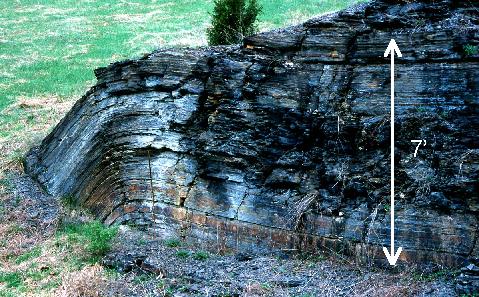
351,273,420,296
0,95,73,174
0,198,60,296
0,199,50,264
55,264,108,297
0,180,117,297
244,282,271,297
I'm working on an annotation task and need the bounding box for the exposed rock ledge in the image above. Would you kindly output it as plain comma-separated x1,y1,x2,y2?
25,0,478,267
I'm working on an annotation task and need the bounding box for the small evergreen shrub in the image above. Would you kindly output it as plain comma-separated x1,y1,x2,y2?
207,0,262,46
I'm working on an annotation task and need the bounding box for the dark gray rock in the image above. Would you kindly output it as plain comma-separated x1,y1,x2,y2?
102,252,147,273
25,0,478,268
429,192,452,210
234,252,254,262
270,277,304,288
456,262,479,295
102,252,166,277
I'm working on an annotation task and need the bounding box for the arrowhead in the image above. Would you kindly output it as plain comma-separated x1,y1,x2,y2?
384,39,402,58
383,246,403,265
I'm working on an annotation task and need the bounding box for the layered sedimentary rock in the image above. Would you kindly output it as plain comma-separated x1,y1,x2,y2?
26,0,478,267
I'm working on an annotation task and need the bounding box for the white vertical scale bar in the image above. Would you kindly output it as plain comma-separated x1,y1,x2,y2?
390,52,395,254
383,39,402,265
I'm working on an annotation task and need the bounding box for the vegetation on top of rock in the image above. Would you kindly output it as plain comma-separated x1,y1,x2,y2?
207,0,262,45
464,44,478,56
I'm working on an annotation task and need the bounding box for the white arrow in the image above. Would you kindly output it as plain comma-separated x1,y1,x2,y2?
383,39,403,266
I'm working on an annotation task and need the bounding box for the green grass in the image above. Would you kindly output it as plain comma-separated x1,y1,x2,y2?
0,0,364,154
0,290,16,297
14,247,42,265
0,260,63,296
57,220,118,261
137,238,148,245
296,251,327,263
0,271,23,289
0,272,27,297
175,250,190,258
192,251,209,261
133,274,154,284
60,194,77,209
37,277,62,292
383,203,390,213
164,238,182,248
5,224,24,236
412,269,458,282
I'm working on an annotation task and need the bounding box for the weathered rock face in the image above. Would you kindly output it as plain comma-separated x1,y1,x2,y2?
26,0,478,268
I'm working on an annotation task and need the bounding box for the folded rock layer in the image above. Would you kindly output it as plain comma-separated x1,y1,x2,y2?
26,0,478,267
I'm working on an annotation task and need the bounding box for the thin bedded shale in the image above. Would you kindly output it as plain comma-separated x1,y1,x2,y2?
25,0,478,268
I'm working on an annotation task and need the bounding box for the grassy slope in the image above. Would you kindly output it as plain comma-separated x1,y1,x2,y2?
0,0,365,104
0,0,365,170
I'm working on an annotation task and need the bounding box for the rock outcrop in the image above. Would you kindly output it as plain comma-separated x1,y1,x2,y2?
25,0,478,268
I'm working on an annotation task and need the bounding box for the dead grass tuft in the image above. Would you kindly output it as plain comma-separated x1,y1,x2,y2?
56,264,107,297
243,282,270,296
0,200,44,263
3,95,72,115
351,271,423,296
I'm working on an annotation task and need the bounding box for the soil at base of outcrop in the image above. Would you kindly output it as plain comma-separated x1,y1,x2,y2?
1,172,460,296
104,228,458,297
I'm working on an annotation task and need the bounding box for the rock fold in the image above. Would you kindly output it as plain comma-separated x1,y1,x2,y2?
26,0,478,267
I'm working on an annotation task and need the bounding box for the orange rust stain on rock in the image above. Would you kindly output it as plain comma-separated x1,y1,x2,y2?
189,212,207,225
170,207,187,221
165,188,178,199
128,184,141,192
270,230,290,245
123,204,136,213
138,205,150,213
224,222,238,234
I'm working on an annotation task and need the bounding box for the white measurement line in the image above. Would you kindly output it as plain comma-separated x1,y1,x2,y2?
383,39,403,266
